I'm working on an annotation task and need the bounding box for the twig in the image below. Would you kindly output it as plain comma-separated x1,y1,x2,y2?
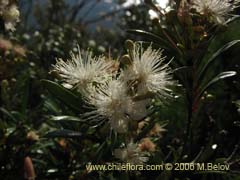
68,0,87,22
226,145,239,163
191,146,205,163
79,0,100,22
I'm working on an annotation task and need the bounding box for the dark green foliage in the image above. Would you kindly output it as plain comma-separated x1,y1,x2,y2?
0,0,240,180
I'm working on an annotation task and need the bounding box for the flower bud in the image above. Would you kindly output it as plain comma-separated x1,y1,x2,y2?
1,79,9,88
24,157,36,180
26,131,39,142
125,39,134,52
177,0,192,25
120,54,132,65
139,138,156,152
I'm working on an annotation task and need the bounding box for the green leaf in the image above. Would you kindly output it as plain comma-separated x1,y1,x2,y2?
127,29,184,66
44,98,62,114
110,130,118,150
44,129,82,138
95,141,108,162
0,108,17,122
196,71,237,101
234,100,240,108
226,15,240,25
127,29,172,50
50,115,85,122
41,80,83,112
197,40,240,82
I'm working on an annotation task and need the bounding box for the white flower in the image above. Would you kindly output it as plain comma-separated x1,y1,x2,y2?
1,4,20,31
122,43,173,98
191,0,240,24
84,79,131,133
114,141,149,164
53,48,114,92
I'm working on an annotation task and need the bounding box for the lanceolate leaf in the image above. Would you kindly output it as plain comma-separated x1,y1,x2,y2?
50,115,86,122
196,71,237,102
41,80,82,112
127,29,184,66
44,129,82,138
225,15,240,25
197,40,240,82
127,29,172,50
95,141,108,162
0,108,17,122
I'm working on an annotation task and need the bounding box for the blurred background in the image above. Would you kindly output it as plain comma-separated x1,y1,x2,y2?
0,0,239,179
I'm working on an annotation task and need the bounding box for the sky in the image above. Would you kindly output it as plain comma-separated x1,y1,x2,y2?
19,0,170,30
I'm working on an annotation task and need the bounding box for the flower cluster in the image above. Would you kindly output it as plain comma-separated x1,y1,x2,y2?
53,41,173,164
190,0,240,24
54,42,173,133
0,0,20,31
